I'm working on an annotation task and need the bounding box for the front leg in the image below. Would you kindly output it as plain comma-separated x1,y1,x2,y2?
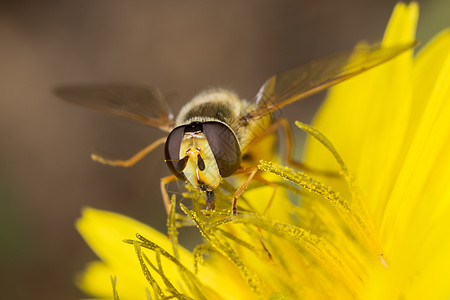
160,175,178,215
92,137,166,167
232,166,259,215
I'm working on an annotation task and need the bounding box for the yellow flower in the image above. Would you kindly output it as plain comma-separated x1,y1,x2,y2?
304,2,450,299
76,3,450,299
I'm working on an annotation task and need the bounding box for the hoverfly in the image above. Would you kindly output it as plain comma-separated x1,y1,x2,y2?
56,41,416,215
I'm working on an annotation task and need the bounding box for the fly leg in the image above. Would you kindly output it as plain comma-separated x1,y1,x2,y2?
232,166,258,215
235,171,276,260
91,137,166,167
246,118,298,167
276,119,339,177
252,173,278,216
247,118,338,177
160,175,178,215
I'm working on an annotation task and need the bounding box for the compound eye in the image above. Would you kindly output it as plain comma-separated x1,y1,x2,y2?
203,122,241,178
165,125,187,181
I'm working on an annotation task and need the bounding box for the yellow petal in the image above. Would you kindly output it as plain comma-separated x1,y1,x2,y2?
381,29,450,250
75,261,146,300
370,30,450,299
197,253,258,300
75,261,113,298
76,207,194,298
382,2,418,46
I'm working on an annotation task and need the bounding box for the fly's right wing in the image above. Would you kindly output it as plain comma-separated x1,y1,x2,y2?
240,41,417,124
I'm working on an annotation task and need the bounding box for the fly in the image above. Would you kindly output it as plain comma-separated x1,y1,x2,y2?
55,41,417,215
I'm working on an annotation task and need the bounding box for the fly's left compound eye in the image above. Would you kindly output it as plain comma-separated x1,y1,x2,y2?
202,122,241,177
165,125,187,181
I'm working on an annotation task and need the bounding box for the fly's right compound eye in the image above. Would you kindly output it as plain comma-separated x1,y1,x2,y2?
165,125,187,181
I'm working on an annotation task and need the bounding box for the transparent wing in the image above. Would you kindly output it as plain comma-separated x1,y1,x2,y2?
55,83,175,132
241,41,417,123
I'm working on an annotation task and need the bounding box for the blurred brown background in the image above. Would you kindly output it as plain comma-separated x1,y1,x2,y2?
0,0,448,299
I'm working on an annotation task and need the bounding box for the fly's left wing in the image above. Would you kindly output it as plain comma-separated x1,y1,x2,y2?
55,83,175,132
240,41,417,124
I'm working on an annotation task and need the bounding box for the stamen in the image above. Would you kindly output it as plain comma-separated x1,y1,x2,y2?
295,121,383,258
180,204,263,295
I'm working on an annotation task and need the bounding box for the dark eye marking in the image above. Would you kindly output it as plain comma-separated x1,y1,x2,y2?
176,156,189,172
197,154,205,171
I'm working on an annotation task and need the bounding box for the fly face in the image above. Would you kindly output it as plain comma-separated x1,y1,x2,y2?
165,121,241,192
